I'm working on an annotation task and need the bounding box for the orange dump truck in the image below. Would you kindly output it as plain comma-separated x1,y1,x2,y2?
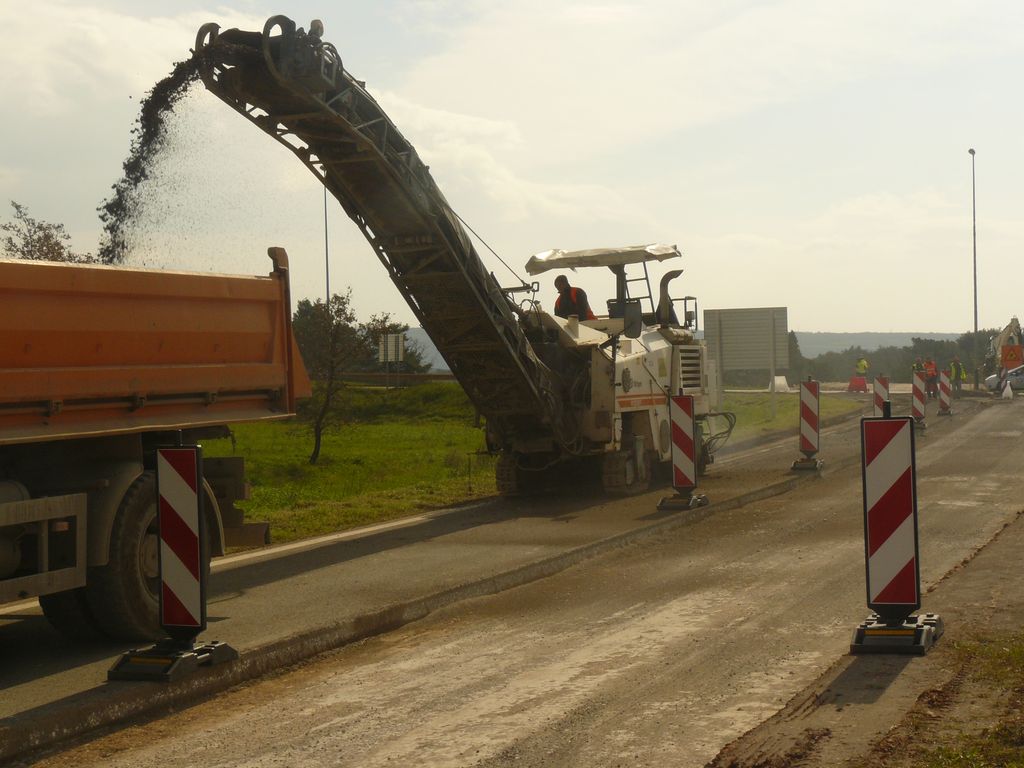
0,248,309,640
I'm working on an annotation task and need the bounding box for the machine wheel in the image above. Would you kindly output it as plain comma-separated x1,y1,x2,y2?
86,471,212,641
496,453,560,496
38,588,105,642
601,449,652,495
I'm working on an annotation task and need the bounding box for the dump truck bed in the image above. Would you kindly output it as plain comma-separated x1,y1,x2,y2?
0,251,310,445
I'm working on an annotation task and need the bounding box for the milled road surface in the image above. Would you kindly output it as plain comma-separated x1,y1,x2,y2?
22,398,1021,767
0,392,868,733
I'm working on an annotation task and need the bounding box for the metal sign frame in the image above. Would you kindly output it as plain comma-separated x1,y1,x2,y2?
378,332,406,363
702,307,789,372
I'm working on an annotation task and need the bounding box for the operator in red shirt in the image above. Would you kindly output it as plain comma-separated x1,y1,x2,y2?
924,357,939,399
553,275,596,320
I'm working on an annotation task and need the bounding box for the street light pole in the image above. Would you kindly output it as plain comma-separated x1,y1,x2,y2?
324,186,330,303
969,148,978,389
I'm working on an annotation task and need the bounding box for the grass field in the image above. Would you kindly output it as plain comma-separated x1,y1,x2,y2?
204,384,862,545
204,383,495,544
723,391,863,444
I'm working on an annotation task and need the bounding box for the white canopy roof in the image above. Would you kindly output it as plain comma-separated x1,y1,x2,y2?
524,243,681,276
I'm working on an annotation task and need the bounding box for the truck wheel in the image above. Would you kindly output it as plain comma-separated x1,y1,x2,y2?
496,454,521,496
86,472,213,641
86,471,162,641
38,588,105,642
602,449,652,495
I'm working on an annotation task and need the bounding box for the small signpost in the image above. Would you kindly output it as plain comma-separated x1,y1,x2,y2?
379,332,406,389
850,417,943,654
109,446,237,682
658,395,709,510
703,307,788,418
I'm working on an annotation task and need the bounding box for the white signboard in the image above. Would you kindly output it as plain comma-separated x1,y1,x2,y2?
703,307,789,372
378,333,405,363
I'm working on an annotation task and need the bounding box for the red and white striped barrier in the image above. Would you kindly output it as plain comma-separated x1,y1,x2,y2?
792,380,823,471
157,447,206,636
108,445,239,681
861,418,919,615
938,371,952,415
911,371,927,424
658,394,709,509
873,376,889,418
799,380,820,456
670,394,697,494
851,416,942,654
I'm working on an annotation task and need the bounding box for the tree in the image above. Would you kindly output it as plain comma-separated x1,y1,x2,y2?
1,201,96,263
787,330,807,382
292,292,364,464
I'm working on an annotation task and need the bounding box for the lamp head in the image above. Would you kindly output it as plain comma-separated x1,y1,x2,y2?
969,148,976,155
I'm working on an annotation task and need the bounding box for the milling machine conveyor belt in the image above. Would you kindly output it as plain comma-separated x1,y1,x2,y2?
195,16,573,450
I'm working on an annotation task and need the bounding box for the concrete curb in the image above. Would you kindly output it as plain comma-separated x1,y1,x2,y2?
1,462,853,763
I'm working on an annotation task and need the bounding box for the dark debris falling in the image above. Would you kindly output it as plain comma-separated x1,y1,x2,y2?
96,55,203,264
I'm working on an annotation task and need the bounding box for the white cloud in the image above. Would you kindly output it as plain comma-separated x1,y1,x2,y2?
395,0,1024,160
0,166,19,188
0,3,264,117
377,89,658,227
3,2,1023,333
685,186,1023,332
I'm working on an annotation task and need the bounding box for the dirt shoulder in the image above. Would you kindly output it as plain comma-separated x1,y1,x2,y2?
708,507,1024,768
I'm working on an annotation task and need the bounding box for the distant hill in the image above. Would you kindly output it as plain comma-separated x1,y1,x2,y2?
406,327,448,371
794,332,960,358
409,328,963,371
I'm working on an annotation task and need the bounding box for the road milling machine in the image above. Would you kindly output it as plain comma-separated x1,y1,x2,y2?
195,16,733,494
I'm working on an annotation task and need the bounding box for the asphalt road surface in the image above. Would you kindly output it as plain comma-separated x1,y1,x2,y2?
21,397,1022,767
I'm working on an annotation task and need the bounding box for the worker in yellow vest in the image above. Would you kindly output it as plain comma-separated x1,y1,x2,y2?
855,356,869,377
949,356,967,398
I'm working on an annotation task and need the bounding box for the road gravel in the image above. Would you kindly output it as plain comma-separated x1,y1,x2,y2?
19,397,1021,767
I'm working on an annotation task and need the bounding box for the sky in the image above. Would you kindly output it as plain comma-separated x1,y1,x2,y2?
1,1,1021,334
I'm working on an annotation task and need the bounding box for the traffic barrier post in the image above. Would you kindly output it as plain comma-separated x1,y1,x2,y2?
792,379,823,471
938,371,953,416
873,376,889,418
657,395,709,510
851,417,943,654
109,446,238,681
911,371,927,430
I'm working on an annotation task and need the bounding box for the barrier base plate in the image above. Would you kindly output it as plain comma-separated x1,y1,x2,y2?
108,639,239,682
791,457,824,472
913,418,928,431
657,493,709,511
938,409,953,416
850,613,944,655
